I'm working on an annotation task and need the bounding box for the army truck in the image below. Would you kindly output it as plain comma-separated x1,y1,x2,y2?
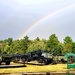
0,54,28,65
0,54,12,65
21,50,53,65
12,54,28,63
0,50,66,65
24,50,67,65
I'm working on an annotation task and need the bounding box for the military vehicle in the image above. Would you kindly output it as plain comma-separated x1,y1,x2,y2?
0,53,28,65
11,54,28,63
20,50,54,65
0,50,67,65
0,54,12,65
24,50,67,65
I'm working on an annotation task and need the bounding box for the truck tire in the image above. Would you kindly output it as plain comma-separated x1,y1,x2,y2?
5,61,10,65
0,62,1,65
37,58,43,63
21,57,28,63
43,59,48,65
61,58,66,64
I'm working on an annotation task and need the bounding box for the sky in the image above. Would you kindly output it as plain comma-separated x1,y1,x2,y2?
0,0,75,42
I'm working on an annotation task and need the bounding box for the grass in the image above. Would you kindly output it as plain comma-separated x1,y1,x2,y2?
0,63,67,73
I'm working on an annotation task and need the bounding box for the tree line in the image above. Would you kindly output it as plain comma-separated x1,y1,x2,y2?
0,34,75,55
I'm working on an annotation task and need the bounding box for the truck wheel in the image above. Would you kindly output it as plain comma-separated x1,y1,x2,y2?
0,62,1,65
21,58,26,63
5,61,10,65
61,58,65,64
43,59,47,65
37,58,43,63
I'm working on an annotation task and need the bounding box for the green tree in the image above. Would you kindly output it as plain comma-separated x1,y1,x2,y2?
4,45,10,54
64,36,72,44
4,38,13,46
0,41,3,54
28,38,46,53
63,36,73,54
53,44,63,55
46,34,59,55
10,40,20,54
72,42,75,53
20,36,30,53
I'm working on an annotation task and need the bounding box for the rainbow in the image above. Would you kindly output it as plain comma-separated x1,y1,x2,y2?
18,4,75,40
